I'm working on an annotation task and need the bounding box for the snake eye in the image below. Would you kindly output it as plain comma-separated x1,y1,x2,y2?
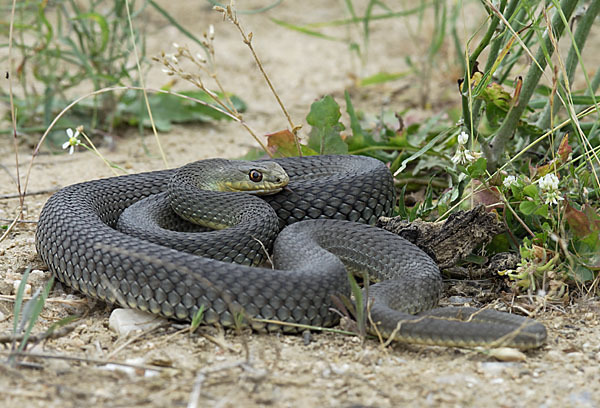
248,169,263,182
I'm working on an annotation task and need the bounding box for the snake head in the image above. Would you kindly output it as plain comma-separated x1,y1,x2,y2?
219,160,290,195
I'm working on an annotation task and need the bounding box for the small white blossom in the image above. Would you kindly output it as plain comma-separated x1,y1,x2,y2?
457,131,469,145
172,42,180,49
538,173,563,205
503,175,518,188
543,190,564,205
165,53,178,64
195,53,207,63
451,145,480,165
62,128,81,155
538,173,560,191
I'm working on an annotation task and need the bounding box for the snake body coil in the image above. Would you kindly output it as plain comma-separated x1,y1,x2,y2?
36,155,546,348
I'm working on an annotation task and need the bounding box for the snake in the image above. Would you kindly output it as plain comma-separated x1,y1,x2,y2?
36,155,547,349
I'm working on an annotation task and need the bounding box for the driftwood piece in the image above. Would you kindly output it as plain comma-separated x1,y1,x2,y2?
376,204,504,269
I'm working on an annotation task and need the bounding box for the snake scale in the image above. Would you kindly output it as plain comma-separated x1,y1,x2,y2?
36,155,546,349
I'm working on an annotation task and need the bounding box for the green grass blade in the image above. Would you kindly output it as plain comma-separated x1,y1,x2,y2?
205,0,283,14
347,271,366,338
304,4,432,29
359,71,409,86
190,305,206,333
74,12,110,54
147,0,206,49
12,268,31,337
17,277,54,354
270,18,343,41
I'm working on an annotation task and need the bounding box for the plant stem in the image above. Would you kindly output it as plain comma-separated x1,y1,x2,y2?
487,0,579,171
469,0,520,133
535,0,600,130
461,0,509,140
586,68,600,97
228,13,302,156
7,0,22,212
125,0,168,167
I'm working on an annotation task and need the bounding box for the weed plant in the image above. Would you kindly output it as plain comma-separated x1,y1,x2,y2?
269,0,600,299
4,1,600,329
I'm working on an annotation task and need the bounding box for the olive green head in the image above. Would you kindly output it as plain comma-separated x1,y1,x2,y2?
212,160,289,195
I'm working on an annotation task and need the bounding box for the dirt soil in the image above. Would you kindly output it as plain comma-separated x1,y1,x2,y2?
1,1,600,407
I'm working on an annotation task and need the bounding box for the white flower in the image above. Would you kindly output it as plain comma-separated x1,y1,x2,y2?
165,53,178,64
503,175,518,188
62,128,81,155
451,145,480,165
538,173,559,191
195,53,207,63
538,173,563,205
543,191,564,205
457,131,469,145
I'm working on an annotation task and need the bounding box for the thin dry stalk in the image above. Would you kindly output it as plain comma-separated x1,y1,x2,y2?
214,1,302,156
155,29,273,156
125,0,168,167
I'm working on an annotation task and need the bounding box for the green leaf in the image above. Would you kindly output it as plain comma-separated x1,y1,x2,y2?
117,90,246,131
519,200,537,216
573,266,595,282
307,95,342,128
522,184,539,198
534,204,549,218
510,184,522,199
306,96,348,155
266,129,318,157
359,71,409,86
580,232,600,251
467,157,487,178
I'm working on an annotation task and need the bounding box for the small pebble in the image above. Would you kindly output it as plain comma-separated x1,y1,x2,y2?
0,280,11,295
488,347,527,362
546,350,563,362
100,357,159,378
108,308,165,336
447,296,474,305
12,281,31,295
330,363,351,375
27,269,49,287
302,330,312,345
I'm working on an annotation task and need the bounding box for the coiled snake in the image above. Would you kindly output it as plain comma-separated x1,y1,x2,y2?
36,155,546,349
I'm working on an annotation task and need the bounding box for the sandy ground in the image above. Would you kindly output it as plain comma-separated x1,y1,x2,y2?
1,1,600,407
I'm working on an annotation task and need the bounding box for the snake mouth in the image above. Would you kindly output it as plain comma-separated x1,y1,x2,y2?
254,187,284,195
220,182,287,195
239,186,284,195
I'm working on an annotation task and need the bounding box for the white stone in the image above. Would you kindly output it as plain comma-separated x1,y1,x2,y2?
108,308,165,336
488,347,527,362
28,269,49,287
13,280,31,295
100,357,159,377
